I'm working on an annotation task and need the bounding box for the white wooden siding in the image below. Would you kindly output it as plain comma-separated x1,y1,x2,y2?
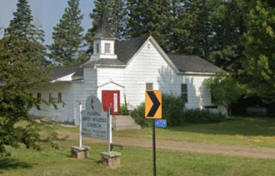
97,68,125,104
182,75,212,109
29,82,74,123
124,39,180,109
123,39,212,109
72,68,98,125
29,38,215,124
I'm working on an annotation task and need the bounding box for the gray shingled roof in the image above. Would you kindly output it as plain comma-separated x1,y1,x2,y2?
93,11,114,40
168,54,223,73
115,37,148,63
83,36,147,67
50,65,82,80
50,37,222,81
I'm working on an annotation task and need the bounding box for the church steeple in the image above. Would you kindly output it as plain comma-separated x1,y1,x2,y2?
93,11,114,40
91,11,117,60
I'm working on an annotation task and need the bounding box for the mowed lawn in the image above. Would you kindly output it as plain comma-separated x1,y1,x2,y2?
115,117,275,148
2,117,275,176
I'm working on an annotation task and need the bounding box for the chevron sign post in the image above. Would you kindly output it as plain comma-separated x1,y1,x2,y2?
145,90,162,176
145,90,162,119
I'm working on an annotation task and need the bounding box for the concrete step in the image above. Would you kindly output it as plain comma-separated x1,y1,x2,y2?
115,126,141,131
112,115,141,131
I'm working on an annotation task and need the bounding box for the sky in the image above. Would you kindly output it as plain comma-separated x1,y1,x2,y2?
0,0,94,45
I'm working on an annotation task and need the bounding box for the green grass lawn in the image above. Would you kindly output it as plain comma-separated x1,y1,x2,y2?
2,142,275,176
2,117,275,176
114,117,275,148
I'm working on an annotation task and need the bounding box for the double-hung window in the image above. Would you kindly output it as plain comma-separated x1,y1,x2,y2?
181,84,188,103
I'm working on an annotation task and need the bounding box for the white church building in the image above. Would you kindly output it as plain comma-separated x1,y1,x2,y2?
30,13,223,124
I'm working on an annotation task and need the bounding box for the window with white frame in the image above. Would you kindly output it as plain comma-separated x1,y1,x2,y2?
146,83,153,90
181,84,188,103
104,43,111,53
96,43,100,54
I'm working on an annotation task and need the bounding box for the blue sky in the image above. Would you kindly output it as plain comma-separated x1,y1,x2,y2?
0,0,94,44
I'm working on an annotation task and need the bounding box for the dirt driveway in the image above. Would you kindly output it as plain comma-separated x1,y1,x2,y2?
88,136,275,159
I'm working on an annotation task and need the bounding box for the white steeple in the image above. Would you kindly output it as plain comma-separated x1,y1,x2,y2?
90,11,117,60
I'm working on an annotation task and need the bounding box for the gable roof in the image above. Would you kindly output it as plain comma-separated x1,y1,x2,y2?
115,36,148,63
168,54,223,73
51,36,223,81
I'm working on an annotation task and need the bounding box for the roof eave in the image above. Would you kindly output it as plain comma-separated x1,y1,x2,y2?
95,64,126,68
178,71,218,76
93,36,116,40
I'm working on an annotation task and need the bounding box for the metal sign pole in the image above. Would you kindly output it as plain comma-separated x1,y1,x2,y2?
79,103,83,148
153,119,156,176
108,107,112,153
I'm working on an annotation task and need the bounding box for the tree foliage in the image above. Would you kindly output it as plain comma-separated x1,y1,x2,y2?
85,0,127,55
204,74,245,114
4,0,46,65
240,0,275,103
0,0,53,156
48,0,85,65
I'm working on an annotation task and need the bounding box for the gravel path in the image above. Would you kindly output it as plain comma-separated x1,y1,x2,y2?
61,129,275,159
92,136,275,159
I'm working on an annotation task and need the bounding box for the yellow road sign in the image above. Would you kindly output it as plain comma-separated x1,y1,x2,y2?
145,90,162,119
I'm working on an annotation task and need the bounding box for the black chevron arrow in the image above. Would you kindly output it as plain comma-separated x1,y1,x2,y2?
147,91,160,117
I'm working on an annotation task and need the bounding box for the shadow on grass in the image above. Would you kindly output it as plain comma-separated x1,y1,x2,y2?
167,117,275,136
0,158,32,174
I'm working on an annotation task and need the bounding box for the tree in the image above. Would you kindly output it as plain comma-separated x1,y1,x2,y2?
126,0,170,48
0,0,55,156
48,0,84,65
207,0,253,73
162,0,194,54
204,74,245,115
0,37,50,156
85,0,127,55
240,0,275,103
4,0,46,65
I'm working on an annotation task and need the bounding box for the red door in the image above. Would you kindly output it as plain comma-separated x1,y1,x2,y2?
102,90,120,115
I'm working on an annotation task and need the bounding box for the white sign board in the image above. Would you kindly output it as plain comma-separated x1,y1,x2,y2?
81,96,108,140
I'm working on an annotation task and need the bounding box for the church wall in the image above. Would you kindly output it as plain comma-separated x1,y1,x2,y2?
29,82,74,123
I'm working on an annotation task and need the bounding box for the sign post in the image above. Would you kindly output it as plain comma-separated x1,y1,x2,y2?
108,107,112,153
79,103,83,148
145,90,162,176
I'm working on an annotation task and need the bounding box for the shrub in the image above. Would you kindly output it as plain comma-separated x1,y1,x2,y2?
130,95,225,127
162,94,185,126
184,109,226,123
130,103,152,127
120,104,130,115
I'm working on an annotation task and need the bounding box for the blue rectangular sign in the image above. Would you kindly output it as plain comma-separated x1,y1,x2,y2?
155,119,167,128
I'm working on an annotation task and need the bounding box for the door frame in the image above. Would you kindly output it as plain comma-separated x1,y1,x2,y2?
101,90,120,115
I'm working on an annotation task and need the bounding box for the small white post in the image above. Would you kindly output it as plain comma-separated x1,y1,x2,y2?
79,103,83,148
108,108,112,153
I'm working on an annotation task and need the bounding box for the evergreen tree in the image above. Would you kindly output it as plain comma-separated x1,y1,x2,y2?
240,0,275,102
165,0,201,54
85,0,127,55
109,0,127,39
207,0,253,72
0,0,56,155
0,38,50,156
4,0,46,65
126,0,170,48
48,0,84,65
